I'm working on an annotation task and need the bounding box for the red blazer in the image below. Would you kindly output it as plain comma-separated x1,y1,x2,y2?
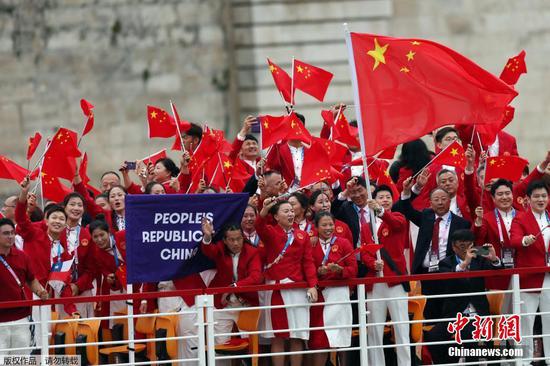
255,215,318,287
266,142,296,187
15,201,72,286
312,236,357,283
59,227,95,293
308,219,354,246
201,241,263,308
474,210,513,289
361,210,408,291
510,210,549,290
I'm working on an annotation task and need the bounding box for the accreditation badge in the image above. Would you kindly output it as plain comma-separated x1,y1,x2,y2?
502,248,515,269
428,251,439,273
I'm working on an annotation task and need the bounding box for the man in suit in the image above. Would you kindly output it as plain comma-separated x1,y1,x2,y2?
424,229,502,364
510,180,550,363
394,178,471,319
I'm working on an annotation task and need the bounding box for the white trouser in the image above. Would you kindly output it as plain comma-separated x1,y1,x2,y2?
0,317,31,356
214,301,241,345
367,283,411,366
158,282,198,366
31,294,50,350
520,274,550,366
55,289,95,319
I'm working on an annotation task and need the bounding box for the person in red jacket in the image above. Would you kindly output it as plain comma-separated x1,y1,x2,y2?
201,220,263,345
361,185,411,366
256,197,318,366
510,180,550,362
308,190,353,245
308,212,357,365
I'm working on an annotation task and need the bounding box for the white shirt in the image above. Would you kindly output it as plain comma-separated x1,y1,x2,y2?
298,219,308,231
288,144,304,190
423,211,452,268
66,224,81,254
231,252,240,282
487,136,500,157
450,196,462,217
244,231,258,247
497,209,514,235
50,239,65,265
244,159,257,171
116,214,125,230
532,210,550,251
320,238,332,255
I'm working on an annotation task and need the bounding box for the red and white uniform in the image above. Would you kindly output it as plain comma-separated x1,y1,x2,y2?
307,218,354,245
255,215,317,340
309,236,356,349
361,210,411,366
510,209,550,362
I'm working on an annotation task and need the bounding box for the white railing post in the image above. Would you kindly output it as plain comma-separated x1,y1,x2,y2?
205,296,216,366
39,304,49,364
196,295,211,366
511,274,522,366
357,284,369,366
126,284,136,365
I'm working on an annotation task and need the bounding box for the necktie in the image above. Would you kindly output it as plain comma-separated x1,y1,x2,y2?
359,208,367,226
432,217,443,257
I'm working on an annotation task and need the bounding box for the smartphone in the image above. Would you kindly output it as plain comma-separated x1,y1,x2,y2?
125,161,137,170
473,245,490,256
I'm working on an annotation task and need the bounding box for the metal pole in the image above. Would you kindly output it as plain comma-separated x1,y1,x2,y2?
39,305,49,365
205,295,216,366
357,284,369,366
196,295,208,366
126,284,136,365
511,274,522,366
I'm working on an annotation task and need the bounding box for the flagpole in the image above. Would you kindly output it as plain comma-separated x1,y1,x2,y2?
217,152,229,187
332,105,344,141
30,135,54,176
344,24,383,267
290,57,295,107
169,100,187,153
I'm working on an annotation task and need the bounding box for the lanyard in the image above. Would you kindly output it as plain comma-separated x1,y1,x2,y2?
265,231,294,270
52,240,62,264
494,208,515,244
110,235,120,268
0,255,23,289
321,236,338,265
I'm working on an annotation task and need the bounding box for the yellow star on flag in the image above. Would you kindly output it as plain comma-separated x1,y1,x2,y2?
223,161,232,169
411,41,421,45
296,65,304,73
450,148,458,156
367,38,388,70
150,111,157,119
489,159,496,165
400,67,410,73
406,50,416,61
269,64,276,73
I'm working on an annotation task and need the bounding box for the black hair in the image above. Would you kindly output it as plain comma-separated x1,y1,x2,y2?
244,134,258,143
222,224,243,239
89,219,110,236
314,211,333,227
0,218,15,230
526,180,549,197
490,179,513,197
523,164,530,176
289,191,308,210
145,181,165,194
107,185,127,232
309,189,330,207
399,139,432,175
101,171,120,181
295,112,305,126
29,207,44,222
373,184,394,199
62,192,85,208
450,229,475,244
435,127,458,143
155,157,180,177
45,204,67,219
244,204,258,215
429,187,450,199
269,200,290,216
348,175,367,189
348,120,357,128
186,123,203,140
95,193,109,201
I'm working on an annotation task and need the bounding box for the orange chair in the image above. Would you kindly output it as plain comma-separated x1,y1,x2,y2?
215,309,261,366
155,314,180,361
487,292,504,345
76,319,101,365
99,311,149,362
52,317,78,355
135,313,158,362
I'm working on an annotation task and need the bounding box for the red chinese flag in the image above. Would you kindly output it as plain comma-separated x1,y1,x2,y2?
484,156,528,183
499,50,527,85
141,149,167,166
267,58,292,103
501,106,515,130
0,156,29,182
26,132,42,161
42,128,81,180
313,137,348,168
170,101,191,133
293,59,333,102
258,114,287,149
41,172,72,203
376,145,397,160
283,112,312,145
80,99,95,136
188,126,221,172
348,33,518,155
376,169,399,199
79,152,91,184
331,112,359,148
147,105,177,138
300,139,333,187
430,141,466,169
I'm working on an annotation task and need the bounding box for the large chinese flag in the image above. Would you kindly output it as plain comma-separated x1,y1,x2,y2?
0,155,29,183
293,59,333,102
258,114,287,149
429,141,466,169
300,139,333,187
499,50,527,85
147,105,177,138
42,128,81,180
348,33,518,155
26,132,42,161
282,112,312,145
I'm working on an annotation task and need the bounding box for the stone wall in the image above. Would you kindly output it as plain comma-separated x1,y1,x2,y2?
0,0,235,195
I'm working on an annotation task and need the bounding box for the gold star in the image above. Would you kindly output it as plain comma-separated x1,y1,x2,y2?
411,41,421,45
367,38,388,70
406,50,416,61
489,159,496,166
269,64,276,73
290,120,296,128
296,65,304,73
400,67,410,73
150,111,157,119
223,161,232,169
450,148,458,156
263,121,269,129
